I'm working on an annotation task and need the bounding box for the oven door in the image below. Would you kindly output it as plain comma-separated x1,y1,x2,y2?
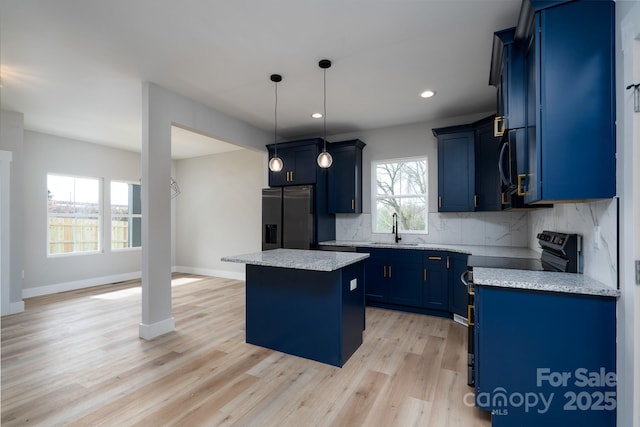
540,249,569,272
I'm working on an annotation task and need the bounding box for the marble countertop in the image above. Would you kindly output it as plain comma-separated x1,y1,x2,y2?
221,249,370,272
320,240,619,297
473,267,620,298
319,240,540,259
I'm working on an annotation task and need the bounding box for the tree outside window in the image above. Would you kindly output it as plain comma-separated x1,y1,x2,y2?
373,158,428,233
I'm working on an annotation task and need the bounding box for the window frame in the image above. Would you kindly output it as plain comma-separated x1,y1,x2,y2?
371,156,429,235
110,180,142,251
47,173,103,257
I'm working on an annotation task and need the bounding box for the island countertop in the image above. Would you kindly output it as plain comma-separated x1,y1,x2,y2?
472,267,620,298
222,248,370,272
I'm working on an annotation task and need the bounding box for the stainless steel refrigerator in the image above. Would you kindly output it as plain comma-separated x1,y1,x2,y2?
262,186,315,250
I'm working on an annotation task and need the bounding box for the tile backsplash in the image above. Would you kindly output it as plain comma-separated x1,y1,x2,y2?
336,199,618,288
336,211,529,247
528,199,618,287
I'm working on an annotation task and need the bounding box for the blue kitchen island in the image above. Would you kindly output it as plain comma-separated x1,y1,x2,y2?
222,249,369,367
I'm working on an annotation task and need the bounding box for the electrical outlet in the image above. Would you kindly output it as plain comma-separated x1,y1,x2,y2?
350,278,357,291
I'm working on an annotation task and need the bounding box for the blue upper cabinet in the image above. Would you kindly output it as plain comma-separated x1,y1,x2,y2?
327,139,366,214
433,126,475,212
521,0,615,203
267,138,324,187
490,28,526,131
474,117,502,211
433,116,502,212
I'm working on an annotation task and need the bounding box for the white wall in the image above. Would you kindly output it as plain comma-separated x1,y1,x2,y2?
174,149,265,280
22,130,142,296
0,110,25,314
330,114,529,247
616,1,640,426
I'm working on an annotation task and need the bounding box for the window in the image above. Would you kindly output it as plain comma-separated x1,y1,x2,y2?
111,181,142,250
47,174,101,255
373,157,428,233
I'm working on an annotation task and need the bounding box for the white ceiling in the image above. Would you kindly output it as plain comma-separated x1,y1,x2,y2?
0,0,521,159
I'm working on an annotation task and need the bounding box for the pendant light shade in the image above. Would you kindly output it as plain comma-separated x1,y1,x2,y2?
317,59,333,169
268,156,283,172
269,73,284,173
317,151,332,168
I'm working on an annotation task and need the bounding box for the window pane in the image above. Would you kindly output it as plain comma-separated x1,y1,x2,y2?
111,181,129,213
47,174,101,255
111,181,142,249
376,162,401,196
373,158,428,233
111,216,142,249
398,197,427,231
111,216,129,249
375,198,397,232
400,161,427,195
48,216,99,254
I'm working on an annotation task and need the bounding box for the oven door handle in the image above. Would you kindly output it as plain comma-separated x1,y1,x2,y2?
460,270,469,288
498,141,510,186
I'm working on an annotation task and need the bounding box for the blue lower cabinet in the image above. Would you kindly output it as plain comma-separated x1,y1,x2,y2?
388,258,422,307
359,248,466,317
245,262,365,367
361,254,387,303
359,248,422,307
422,253,449,311
474,285,616,426
448,253,468,318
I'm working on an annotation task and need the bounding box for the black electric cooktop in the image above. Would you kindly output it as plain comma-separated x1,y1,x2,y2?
467,255,544,271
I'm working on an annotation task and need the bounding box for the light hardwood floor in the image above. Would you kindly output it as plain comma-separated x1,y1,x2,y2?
1,274,491,426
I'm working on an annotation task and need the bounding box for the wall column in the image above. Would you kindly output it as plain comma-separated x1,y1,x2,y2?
0,110,25,316
139,83,174,339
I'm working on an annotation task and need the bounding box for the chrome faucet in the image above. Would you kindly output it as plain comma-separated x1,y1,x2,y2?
392,212,402,243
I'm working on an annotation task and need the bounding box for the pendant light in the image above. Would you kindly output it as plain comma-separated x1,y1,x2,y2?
268,74,284,172
317,59,333,168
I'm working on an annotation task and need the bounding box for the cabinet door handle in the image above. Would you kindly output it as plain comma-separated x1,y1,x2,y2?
446,256,450,269
517,174,526,196
474,195,478,208
388,266,392,279
494,116,505,137
351,199,355,210
428,256,442,261
291,171,294,181
438,196,442,209
383,266,387,278
424,269,427,281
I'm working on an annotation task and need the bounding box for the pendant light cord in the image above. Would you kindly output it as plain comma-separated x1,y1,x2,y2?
274,79,278,157
323,67,327,152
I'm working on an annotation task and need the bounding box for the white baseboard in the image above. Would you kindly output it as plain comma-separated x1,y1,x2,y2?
20,266,244,300
139,317,175,340
22,271,142,299
173,265,245,281
8,300,24,315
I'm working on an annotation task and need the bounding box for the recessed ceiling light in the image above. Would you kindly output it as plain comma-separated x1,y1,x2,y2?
420,90,436,98
311,113,323,119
